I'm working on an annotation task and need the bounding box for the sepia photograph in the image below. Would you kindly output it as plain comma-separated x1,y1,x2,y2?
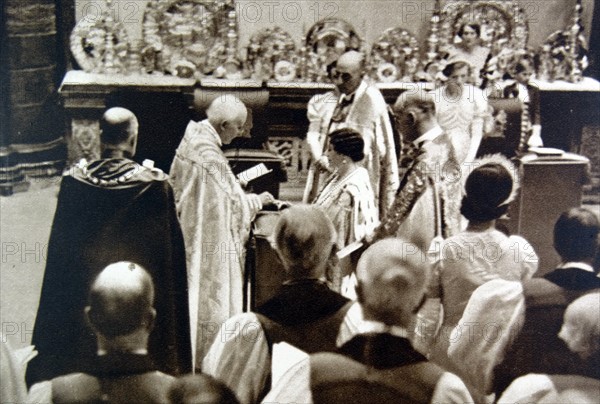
1,0,599,402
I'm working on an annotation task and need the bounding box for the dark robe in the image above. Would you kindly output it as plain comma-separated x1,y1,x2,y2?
26,158,191,385
493,267,600,396
50,353,174,404
255,279,351,354
309,333,445,403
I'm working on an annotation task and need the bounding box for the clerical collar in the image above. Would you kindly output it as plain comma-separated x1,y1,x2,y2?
557,262,595,274
413,125,443,147
282,277,328,286
97,348,148,356
357,319,409,339
340,80,367,102
200,119,222,147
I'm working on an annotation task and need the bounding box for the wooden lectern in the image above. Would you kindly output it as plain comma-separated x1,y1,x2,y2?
505,152,590,276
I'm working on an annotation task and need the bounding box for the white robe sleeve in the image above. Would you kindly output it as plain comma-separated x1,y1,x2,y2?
262,357,312,404
447,279,525,394
202,313,270,404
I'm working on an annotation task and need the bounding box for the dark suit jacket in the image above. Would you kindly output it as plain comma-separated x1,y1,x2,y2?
493,267,600,395
51,353,174,404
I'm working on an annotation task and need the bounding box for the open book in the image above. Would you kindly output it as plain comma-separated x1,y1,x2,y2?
237,163,272,186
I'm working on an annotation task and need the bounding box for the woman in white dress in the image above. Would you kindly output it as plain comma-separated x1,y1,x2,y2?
313,128,379,291
430,60,491,165
446,23,490,86
422,156,538,375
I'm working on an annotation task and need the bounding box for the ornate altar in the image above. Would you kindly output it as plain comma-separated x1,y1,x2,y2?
537,0,589,83
141,0,237,78
303,18,363,82
438,0,529,56
59,0,598,180
70,0,130,74
435,0,531,87
368,28,421,83
246,27,297,82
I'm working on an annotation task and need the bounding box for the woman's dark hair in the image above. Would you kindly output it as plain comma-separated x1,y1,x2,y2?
460,163,513,222
457,23,481,38
442,60,472,78
553,208,600,262
329,128,365,162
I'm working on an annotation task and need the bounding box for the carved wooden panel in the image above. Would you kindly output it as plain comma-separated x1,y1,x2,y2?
69,119,100,164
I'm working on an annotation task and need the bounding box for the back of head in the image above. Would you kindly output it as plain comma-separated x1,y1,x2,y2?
100,107,138,152
461,158,517,222
273,205,337,279
554,207,600,263
561,292,600,357
168,374,240,404
87,262,155,338
442,60,473,78
206,94,247,131
329,128,365,162
393,89,436,118
355,239,429,326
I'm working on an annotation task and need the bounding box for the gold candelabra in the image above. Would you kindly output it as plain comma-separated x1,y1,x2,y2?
568,0,584,83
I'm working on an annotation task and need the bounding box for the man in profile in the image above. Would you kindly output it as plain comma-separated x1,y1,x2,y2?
29,262,176,403
27,107,191,385
169,94,273,368
370,90,459,251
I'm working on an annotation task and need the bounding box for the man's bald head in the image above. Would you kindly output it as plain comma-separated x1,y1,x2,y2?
356,239,429,327
336,51,365,72
206,94,248,144
332,51,365,95
100,107,138,157
86,262,155,339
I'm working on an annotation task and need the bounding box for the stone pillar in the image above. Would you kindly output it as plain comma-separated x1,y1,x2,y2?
1,0,66,195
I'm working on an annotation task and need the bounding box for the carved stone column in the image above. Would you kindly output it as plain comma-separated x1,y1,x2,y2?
1,0,66,195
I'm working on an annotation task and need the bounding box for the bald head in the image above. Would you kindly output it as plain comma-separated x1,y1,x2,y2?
206,94,248,144
336,51,364,72
559,292,600,358
273,205,337,280
332,51,365,95
100,107,138,157
87,262,155,339
356,239,429,326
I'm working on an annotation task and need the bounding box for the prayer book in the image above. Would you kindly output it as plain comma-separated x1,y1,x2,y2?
236,163,272,186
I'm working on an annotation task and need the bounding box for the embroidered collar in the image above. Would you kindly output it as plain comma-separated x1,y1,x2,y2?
79,158,140,187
